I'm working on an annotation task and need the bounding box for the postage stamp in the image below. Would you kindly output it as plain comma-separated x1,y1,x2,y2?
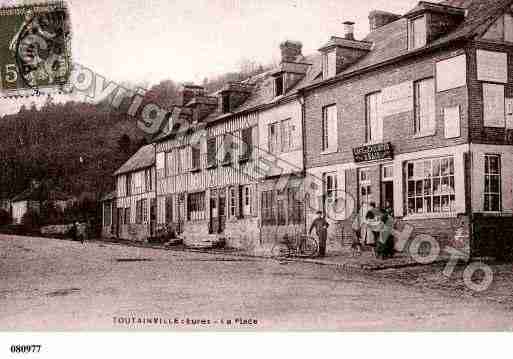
0,1,71,95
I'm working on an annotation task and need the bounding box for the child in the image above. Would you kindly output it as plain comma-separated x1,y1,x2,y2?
351,214,362,256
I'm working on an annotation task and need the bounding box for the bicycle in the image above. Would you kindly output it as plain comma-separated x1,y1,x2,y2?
270,233,319,258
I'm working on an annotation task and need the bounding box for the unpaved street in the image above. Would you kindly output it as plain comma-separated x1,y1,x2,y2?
1,235,512,330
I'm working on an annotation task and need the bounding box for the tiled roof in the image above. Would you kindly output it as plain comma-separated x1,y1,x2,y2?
306,0,511,86
114,144,155,176
154,0,510,137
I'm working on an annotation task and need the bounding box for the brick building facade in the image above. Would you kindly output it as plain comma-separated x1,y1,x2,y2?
300,0,513,259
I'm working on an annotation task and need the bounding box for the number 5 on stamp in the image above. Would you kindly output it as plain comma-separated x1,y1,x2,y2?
0,2,71,93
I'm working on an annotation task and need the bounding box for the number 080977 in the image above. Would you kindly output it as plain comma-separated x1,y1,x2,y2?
10,345,41,353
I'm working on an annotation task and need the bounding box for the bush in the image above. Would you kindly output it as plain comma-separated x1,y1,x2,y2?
0,209,11,226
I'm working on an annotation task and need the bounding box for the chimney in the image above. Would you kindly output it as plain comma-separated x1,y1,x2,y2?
343,21,355,40
280,40,303,63
369,10,401,31
180,84,205,106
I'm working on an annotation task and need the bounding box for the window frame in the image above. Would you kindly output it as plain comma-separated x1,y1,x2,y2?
191,145,201,170
322,104,337,152
484,154,502,212
365,91,382,143
275,75,284,97
413,77,436,136
242,185,252,216
187,191,206,221
406,156,456,216
409,15,427,50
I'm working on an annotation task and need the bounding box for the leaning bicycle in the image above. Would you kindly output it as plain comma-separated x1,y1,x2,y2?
270,233,319,258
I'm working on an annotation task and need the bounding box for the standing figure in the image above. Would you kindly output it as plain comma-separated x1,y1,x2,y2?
351,212,362,256
309,211,329,257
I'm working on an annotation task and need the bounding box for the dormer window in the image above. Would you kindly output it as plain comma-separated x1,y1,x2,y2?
409,15,427,49
323,50,337,79
275,75,284,97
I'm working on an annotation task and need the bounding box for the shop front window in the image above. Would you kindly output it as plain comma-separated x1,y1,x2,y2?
406,156,455,215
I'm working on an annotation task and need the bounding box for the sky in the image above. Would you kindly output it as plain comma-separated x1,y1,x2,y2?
0,0,417,114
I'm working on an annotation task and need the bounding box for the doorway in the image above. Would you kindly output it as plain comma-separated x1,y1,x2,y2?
381,164,394,212
209,188,226,234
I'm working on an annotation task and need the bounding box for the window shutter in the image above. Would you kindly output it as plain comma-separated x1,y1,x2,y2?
444,106,461,138
483,83,505,128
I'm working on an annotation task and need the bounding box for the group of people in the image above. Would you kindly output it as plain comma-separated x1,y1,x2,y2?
351,201,395,259
308,201,395,259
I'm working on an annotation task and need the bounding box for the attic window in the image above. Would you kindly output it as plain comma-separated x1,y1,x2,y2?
323,50,337,79
275,75,284,97
409,15,427,49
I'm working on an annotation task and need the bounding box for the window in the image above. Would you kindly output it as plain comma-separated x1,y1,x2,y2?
240,127,253,161
414,78,435,136
324,50,337,79
145,168,153,191
124,207,131,224
222,134,233,165
322,104,337,152
134,172,143,194
207,137,217,167
192,145,201,169
382,164,393,180
229,187,236,217
156,152,165,179
126,173,132,197
242,185,251,216
359,168,372,208
324,172,338,212
261,190,275,226
365,92,383,143
142,199,148,223
135,199,144,224
484,154,501,212
281,119,294,152
268,123,280,154
287,186,302,225
103,202,112,227
165,196,173,223
409,16,427,49
187,192,206,221
165,152,174,177
275,76,284,97
277,195,286,226
483,83,505,128
406,156,455,215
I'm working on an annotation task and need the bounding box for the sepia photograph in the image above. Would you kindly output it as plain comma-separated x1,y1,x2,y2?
1,0,513,356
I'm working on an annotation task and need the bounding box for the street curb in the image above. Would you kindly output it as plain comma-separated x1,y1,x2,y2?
96,237,449,272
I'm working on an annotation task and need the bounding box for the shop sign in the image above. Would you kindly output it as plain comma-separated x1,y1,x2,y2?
352,142,393,163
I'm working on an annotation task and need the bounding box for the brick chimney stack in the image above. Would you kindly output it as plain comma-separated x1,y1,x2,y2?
280,40,303,63
343,21,355,40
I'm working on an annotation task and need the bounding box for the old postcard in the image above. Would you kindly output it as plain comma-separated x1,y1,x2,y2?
1,0,513,356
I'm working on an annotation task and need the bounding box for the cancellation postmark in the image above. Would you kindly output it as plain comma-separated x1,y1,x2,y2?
0,1,71,96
